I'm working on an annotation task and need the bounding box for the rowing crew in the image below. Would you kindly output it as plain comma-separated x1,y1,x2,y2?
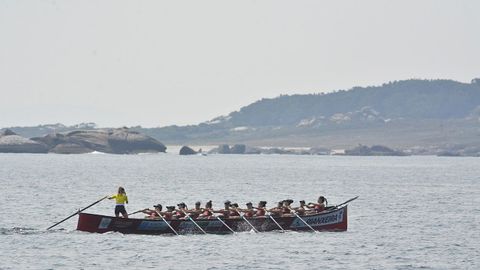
139,196,328,220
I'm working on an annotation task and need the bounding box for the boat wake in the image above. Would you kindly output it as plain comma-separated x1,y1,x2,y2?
88,151,106,155
0,227,72,235
0,227,39,235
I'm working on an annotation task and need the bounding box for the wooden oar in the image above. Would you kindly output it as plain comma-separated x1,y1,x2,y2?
335,196,359,208
155,210,179,235
266,213,285,232
129,209,147,216
47,196,108,230
233,208,259,233
215,216,235,233
288,207,317,233
180,209,207,234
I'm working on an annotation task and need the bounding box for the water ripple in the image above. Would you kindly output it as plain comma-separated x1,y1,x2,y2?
0,154,478,269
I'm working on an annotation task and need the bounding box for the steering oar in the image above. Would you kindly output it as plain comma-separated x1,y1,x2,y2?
47,195,108,230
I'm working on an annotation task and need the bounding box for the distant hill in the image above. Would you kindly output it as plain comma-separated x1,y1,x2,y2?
4,78,480,152
225,78,480,126
134,78,480,148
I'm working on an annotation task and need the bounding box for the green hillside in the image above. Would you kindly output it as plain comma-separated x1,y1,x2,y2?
228,79,480,126
135,78,480,148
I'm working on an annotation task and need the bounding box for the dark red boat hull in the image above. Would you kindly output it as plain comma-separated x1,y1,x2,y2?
77,206,348,234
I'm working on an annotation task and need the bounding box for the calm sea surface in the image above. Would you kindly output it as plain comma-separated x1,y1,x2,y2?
0,153,478,269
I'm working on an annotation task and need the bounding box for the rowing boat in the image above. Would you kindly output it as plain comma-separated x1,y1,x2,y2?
77,205,348,234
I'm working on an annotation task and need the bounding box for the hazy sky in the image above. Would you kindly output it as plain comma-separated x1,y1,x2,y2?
1,1,479,128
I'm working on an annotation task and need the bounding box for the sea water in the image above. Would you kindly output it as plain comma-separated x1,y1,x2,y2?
0,153,478,269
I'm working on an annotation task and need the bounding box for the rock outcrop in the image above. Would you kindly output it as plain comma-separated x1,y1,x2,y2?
50,143,93,154
230,144,246,154
179,146,197,155
309,147,331,155
32,128,166,154
345,145,407,156
0,129,49,153
217,144,231,154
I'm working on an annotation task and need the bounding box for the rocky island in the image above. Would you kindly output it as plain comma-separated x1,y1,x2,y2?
179,146,197,155
0,129,49,153
0,128,166,154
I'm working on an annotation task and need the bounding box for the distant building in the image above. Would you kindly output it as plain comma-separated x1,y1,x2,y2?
331,149,345,155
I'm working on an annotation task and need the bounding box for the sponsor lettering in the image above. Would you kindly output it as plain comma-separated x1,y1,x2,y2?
290,209,344,228
205,220,222,228
178,220,221,230
112,219,134,229
98,218,112,229
138,221,170,231
178,221,196,230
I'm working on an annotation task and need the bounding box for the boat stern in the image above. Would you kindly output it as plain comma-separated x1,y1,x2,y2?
289,205,348,231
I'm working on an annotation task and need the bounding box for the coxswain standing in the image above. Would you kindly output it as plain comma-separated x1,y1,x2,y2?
108,187,128,218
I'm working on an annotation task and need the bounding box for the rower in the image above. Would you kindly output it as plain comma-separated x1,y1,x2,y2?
244,202,255,217
268,201,284,217
198,200,213,218
282,199,294,215
142,204,163,219
294,200,308,215
214,200,231,218
164,206,176,220
308,196,327,212
229,203,241,218
175,202,188,219
187,201,202,219
254,201,267,217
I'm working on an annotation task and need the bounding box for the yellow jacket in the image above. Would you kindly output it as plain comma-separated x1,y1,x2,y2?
110,194,128,205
